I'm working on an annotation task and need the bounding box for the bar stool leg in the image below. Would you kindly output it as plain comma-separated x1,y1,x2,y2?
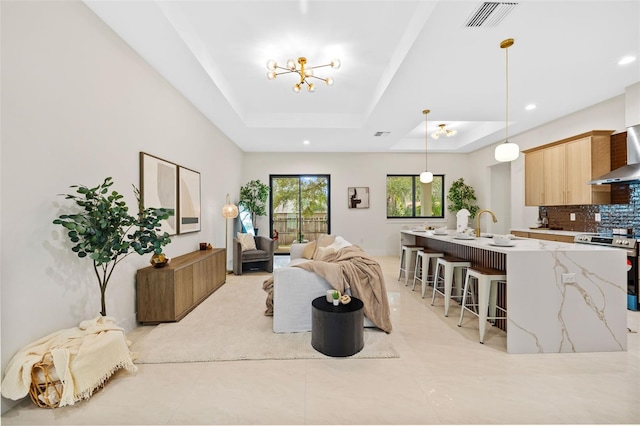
398,248,406,281
404,249,412,285
488,280,499,325
458,269,472,326
431,262,442,307
477,278,491,344
453,266,465,302
443,263,454,317
421,257,435,299
412,253,423,290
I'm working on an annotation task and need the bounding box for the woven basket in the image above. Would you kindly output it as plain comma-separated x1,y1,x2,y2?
29,359,62,408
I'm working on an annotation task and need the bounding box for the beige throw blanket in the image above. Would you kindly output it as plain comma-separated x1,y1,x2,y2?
264,245,392,333
1,316,137,407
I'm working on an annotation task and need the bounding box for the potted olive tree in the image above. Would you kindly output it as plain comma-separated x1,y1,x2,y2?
239,179,269,235
53,177,173,316
447,177,480,218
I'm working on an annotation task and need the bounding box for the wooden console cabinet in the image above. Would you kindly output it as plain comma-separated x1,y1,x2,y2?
136,249,226,324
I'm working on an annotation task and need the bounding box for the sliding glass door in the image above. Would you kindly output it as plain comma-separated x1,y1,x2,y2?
270,175,330,255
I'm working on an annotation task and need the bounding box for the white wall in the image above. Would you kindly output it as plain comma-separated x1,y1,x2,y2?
243,151,490,255
0,1,243,410
625,82,640,127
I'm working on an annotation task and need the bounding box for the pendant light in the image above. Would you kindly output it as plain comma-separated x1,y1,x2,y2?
494,38,520,162
420,109,434,183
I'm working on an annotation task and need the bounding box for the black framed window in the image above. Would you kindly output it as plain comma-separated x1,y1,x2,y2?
386,174,444,218
270,175,330,254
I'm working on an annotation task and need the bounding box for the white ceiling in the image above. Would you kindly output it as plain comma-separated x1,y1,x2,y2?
84,0,640,154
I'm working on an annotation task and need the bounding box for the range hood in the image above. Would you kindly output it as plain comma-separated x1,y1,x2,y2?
589,124,640,184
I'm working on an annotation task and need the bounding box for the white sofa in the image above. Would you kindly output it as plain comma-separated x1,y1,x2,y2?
272,242,375,333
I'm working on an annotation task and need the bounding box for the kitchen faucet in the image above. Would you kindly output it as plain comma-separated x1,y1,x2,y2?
475,209,497,237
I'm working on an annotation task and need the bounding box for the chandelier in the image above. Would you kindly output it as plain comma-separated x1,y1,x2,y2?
431,124,457,140
494,38,520,162
266,57,341,93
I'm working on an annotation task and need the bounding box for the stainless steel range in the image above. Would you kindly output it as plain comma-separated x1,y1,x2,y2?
574,233,638,311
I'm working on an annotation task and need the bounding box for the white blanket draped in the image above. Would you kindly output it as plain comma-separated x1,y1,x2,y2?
1,316,137,407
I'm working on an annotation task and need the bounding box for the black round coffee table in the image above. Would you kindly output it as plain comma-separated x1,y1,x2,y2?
311,295,364,357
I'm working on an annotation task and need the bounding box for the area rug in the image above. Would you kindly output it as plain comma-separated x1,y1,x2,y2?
131,272,398,363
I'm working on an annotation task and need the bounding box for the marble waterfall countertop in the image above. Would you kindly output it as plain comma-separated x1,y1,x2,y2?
404,229,601,253
401,230,628,354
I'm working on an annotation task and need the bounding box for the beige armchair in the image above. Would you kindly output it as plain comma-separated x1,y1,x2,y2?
233,235,275,275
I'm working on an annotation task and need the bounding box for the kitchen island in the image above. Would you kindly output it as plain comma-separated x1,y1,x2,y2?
401,230,627,354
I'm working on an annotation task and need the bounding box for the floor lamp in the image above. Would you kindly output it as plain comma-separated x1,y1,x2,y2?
222,194,239,273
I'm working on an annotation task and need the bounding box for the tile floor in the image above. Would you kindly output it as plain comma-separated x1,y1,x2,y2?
2,255,639,425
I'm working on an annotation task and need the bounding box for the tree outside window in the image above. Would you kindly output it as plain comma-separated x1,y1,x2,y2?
386,175,444,218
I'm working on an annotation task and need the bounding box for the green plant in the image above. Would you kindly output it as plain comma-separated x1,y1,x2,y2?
332,290,340,300
447,178,480,218
53,177,173,316
239,179,270,226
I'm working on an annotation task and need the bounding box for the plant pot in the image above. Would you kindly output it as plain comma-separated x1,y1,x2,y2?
332,299,340,306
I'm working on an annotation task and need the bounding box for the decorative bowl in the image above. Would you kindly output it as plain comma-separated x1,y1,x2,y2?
492,235,511,246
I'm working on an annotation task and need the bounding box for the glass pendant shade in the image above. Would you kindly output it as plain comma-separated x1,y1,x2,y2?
495,141,520,162
421,109,433,184
420,171,434,184
495,38,520,163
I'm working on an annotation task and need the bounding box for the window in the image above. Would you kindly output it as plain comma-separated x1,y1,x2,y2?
270,175,330,254
386,174,444,218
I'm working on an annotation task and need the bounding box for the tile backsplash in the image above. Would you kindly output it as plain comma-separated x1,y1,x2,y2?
539,182,639,235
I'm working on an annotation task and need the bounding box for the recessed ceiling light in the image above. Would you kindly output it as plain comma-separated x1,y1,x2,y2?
303,140,310,145
618,56,636,65
525,104,537,111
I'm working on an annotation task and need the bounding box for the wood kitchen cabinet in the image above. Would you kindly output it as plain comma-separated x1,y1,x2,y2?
523,130,612,206
509,230,576,243
136,248,226,324
542,144,566,205
524,150,544,206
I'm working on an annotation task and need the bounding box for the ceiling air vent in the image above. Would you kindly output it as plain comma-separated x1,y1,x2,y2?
374,131,390,137
464,2,518,27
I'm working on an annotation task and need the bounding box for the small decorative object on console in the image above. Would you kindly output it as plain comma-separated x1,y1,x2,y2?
150,253,170,268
